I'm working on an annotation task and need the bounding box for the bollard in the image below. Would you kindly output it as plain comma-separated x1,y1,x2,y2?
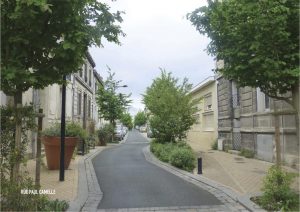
198,157,202,174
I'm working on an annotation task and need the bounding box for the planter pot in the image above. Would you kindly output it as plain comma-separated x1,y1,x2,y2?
42,136,78,170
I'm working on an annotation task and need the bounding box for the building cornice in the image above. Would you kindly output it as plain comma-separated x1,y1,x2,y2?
74,75,93,94
86,51,96,68
190,76,215,94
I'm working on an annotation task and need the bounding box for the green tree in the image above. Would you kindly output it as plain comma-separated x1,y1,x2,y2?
134,111,147,127
143,70,196,143
96,71,131,127
188,0,299,166
121,113,133,130
188,0,299,107
1,0,124,181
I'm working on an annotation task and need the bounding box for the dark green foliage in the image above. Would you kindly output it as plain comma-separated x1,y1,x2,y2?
0,105,36,178
239,148,255,158
1,0,124,96
188,0,299,105
42,199,69,211
211,139,218,150
42,122,88,140
98,123,114,145
134,111,147,127
169,148,196,172
150,141,196,172
96,71,131,126
255,166,299,211
143,70,196,143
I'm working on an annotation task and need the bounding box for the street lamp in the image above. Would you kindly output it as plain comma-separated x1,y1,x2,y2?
116,85,128,88
60,75,66,181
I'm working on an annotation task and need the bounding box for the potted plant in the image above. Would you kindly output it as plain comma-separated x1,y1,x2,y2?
42,122,87,170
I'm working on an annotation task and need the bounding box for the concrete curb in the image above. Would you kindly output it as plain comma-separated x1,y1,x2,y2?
143,145,265,212
67,147,105,212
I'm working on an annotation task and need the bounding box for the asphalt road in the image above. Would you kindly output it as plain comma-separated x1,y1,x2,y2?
93,130,221,209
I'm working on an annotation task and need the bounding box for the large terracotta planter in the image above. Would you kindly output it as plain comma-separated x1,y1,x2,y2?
42,136,78,170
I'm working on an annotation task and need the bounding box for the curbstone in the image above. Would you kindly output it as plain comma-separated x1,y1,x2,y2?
67,147,106,212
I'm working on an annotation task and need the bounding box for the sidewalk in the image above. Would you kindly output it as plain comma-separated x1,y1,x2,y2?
140,133,299,196
24,146,106,202
193,149,299,195
25,156,79,201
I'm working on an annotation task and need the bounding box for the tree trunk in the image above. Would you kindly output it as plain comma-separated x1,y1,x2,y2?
12,91,22,182
273,101,281,167
35,109,44,188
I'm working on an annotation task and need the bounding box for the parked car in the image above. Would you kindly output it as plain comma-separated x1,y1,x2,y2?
139,126,147,132
114,125,124,141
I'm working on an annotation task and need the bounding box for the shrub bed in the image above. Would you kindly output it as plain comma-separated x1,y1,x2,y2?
251,166,299,211
150,141,195,172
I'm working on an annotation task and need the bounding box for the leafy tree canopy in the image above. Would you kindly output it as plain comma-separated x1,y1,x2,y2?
96,71,131,126
1,0,124,96
143,69,196,143
120,112,133,130
134,111,147,127
188,0,299,106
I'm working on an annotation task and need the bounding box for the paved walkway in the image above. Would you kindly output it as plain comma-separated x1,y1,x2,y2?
194,150,299,195
24,154,80,201
140,133,299,196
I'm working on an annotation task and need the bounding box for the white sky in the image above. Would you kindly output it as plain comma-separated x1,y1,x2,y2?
90,0,215,116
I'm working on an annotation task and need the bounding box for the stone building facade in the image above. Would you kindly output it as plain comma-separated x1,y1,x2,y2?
217,75,299,169
1,52,104,157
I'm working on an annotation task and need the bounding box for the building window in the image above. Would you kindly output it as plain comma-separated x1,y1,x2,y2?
89,69,92,86
84,64,88,82
95,83,97,93
80,65,84,77
256,88,270,112
265,95,270,109
77,92,82,115
204,94,212,111
203,113,214,131
88,99,91,118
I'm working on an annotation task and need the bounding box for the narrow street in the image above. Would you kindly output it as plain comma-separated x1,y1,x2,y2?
92,130,222,210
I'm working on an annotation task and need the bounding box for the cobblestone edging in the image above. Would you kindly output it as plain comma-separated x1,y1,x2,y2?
67,147,105,212
143,146,265,212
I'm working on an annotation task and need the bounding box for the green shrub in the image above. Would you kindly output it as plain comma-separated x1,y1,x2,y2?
211,139,218,150
150,142,170,162
98,123,114,145
169,148,196,172
239,148,255,158
43,122,87,140
258,166,299,211
150,141,196,172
